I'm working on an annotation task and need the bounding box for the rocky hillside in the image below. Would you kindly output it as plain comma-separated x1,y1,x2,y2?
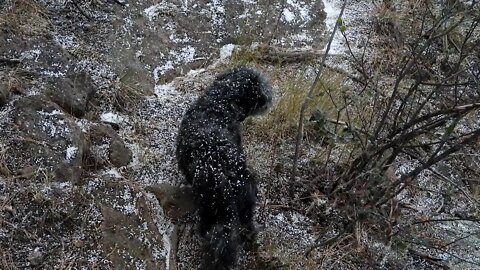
0,0,328,269
1,0,479,269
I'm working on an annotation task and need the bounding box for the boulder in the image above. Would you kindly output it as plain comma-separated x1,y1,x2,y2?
146,183,197,222
7,95,86,183
90,177,167,269
109,138,131,167
46,72,95,118
85,124,131,169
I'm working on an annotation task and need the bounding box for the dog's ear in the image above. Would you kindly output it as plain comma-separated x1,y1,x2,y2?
235,68,272,117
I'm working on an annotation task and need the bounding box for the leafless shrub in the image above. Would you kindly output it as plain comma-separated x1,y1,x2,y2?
333,0,480,210
292,0,480,267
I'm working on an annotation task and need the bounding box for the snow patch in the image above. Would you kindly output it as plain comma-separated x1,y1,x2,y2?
323,0,344,54
39,117,70,138
127,143,142,168
86,178,102,193
287,0,310,22
145,193,174,270
103,168,122,178
112,186,137,215
153,46,196,84
219,44,236,61
283,8,295,23
144,2,178,21
169,33,191,43
153,61,174,84
38,110,63,116
54,34,79,50
20,49,41,62
290,31,314,43
100,112,127,125
135,50,144,58
75,119,90,132
154,83,178,100
283,0,311,24
174,46,196,63
143,4,162,21
41,70,66,78
208,0,226,40
65,146,78,160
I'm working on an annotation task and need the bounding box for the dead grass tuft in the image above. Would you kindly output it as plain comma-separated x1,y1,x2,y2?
246,69,344,139
114,74,153,111
0,0,50,34
0,250,18,270
0,145,12,176
227,46,260,67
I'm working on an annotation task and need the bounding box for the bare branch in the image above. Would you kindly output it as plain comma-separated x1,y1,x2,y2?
291,0,348,182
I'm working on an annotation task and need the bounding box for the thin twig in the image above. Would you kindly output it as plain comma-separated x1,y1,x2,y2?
407,248,450,269
442,230,480,248
377,128,480,206
305,231,351,257
71,1,92,21
291,0,348,182
429,168,480,206
405,238,480,267
0,58,21,65
412,217,480,225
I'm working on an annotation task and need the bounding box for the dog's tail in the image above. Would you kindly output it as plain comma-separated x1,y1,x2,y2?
201,223,239,270
193,148,243,269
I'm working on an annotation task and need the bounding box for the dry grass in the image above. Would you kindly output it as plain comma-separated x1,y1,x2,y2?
0,144,11,177
474,184,480,200
113,67,155,111
0,0,50,34
223,46,349,144
115,81,149,111
0,250,18,270
226,46,261,67
246,69,345,140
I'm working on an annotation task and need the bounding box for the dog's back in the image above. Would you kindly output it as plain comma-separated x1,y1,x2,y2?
176,67,272,269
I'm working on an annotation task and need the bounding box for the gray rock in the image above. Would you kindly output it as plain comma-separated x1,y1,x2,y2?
27,248,44,266
85,124,131,169
93,179,166,269
146,183,198,222
46,72,95,118
0,34,71,79
7,95,86,183
109,138,131,167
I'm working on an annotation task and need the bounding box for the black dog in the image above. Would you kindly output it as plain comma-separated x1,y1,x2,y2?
176,67,272,270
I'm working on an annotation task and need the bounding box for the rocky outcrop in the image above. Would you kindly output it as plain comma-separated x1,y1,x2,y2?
146,183,197,222
6,95,87,183
92,177,168,269
46,71,96,118
85,124,132,169
108,138,131,167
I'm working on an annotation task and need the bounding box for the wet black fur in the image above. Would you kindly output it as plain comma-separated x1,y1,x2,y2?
176,67,272,270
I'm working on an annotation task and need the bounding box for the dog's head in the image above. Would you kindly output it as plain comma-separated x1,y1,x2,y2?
208,67,272,120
